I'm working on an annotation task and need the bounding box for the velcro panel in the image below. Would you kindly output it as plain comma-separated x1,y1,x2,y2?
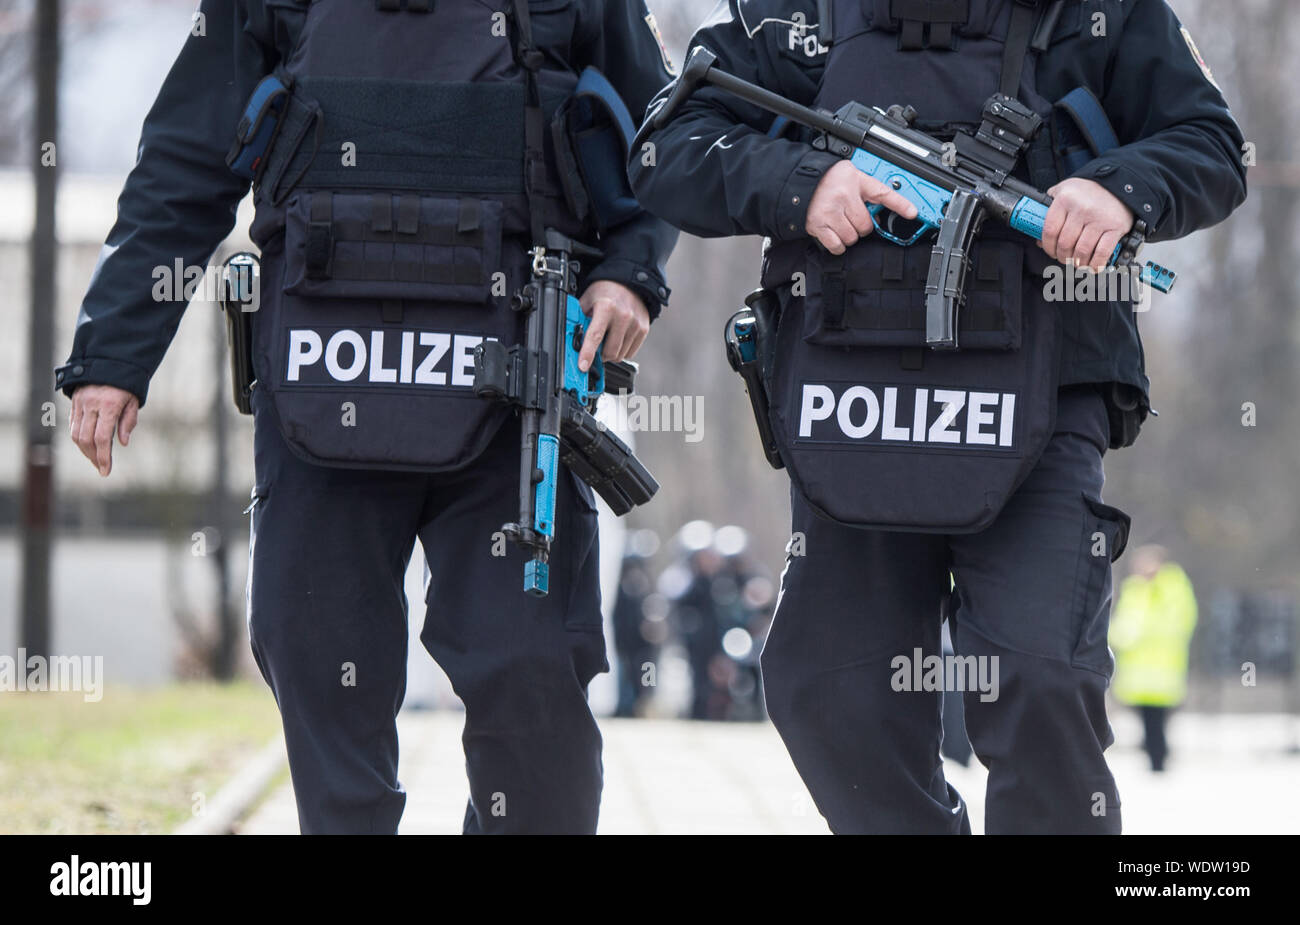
286,77,526,195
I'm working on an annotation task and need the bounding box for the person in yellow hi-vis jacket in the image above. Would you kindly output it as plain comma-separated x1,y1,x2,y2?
1110,546,1199,772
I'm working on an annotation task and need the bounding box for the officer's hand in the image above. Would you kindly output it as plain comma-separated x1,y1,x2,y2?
578,280,651,372
806,160,919,255
1041,178,1136,271
69,384,139,477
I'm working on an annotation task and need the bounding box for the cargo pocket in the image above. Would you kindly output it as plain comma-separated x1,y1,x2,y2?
801,237,1023,351
282,191,503,306
563,467,603,631
1071,493,1131,676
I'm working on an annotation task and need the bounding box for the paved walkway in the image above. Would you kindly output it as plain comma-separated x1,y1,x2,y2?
240,711,1300,835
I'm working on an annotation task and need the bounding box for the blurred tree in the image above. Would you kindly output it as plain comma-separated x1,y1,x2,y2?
1107,0,1298,600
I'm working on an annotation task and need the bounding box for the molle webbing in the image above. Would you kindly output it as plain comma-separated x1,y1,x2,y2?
303,192,493,290
819,242,1009,333
890,0,971,49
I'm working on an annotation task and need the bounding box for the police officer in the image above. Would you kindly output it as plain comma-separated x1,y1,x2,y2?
58,0,678,834
1110,545,1199,772
632,0,1246,833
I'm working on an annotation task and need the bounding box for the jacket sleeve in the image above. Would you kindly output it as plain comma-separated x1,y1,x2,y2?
573,0,680,320
54,0,274,406
628,0,839,243
1070,0,1248,242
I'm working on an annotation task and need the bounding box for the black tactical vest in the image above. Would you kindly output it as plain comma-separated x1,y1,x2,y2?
245,0,583,471
762,0,1069,533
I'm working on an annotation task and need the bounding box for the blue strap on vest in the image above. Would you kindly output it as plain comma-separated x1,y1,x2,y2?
558,67,642,233
1054,86,1120,174
226,73,290,181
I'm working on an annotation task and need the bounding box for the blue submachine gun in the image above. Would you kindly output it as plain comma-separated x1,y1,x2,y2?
655,48,1176,350
473,230,658,596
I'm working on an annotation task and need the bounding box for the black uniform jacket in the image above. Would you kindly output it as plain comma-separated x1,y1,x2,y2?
58,0,680,406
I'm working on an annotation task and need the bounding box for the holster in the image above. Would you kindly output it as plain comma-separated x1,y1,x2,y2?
218,253,259,416
725,289,784,469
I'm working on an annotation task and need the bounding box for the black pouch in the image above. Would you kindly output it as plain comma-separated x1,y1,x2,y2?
283,191,504,306
251,220,527,473
768,266,1060,533
800,236,1023,351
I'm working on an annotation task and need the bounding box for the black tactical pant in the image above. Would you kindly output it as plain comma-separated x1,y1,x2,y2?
762,386,1128,834
246,390,607,834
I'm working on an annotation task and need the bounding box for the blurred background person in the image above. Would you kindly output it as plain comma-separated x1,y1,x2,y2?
663,521,724,720
712,525,774,722
1110,545,1199,772
612,529,662,718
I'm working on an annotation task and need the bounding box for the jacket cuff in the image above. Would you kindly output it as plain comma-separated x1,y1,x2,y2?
773,149,841,242
1072,157,1168,233
54,357,152,407
584,257,671,321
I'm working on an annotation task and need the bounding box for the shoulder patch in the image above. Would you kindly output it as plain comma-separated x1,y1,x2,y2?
1180,26,1221,92
644,12,677,76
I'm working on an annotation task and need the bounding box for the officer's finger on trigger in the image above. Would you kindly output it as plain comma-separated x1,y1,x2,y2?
861,174,918,220
579,305,610,372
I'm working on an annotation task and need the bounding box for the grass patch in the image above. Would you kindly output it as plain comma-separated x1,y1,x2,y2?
0,682,281,834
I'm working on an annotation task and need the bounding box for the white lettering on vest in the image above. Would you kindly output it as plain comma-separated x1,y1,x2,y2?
451,334,482,388
287,330,323,382
837,386,880,439
799,384,835,437
796,382,1019,450
325,330,366,382
966,391,999,445
368,331,397,384
927,390,965,444
400,331,415,384
282,328,490,389
416,333,449,385
881,387,910,441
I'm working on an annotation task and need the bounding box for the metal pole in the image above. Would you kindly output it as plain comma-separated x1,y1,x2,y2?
20,0,61,658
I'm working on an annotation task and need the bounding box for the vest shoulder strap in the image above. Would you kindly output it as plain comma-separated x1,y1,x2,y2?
1055,86,1119,155
511,0,549,241
1000,0,1044,97
818,0,834,46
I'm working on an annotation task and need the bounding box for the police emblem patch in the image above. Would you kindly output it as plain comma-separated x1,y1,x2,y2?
1180,26,1221,91
644,12,677,76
